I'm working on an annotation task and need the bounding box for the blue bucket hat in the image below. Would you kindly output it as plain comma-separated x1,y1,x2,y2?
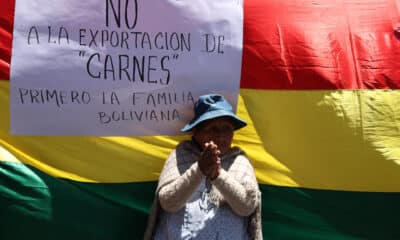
181,94,247,132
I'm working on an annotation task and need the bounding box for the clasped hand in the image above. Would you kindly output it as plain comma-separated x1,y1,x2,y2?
198,141,221,180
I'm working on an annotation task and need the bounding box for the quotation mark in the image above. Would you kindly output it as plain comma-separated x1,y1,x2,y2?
79,51,85,57
173,54,179,60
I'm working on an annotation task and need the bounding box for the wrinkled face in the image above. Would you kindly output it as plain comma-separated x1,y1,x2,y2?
193,117,234,155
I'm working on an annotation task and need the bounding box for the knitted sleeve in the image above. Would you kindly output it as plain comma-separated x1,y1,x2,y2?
212,155,260,216
158,162,204,213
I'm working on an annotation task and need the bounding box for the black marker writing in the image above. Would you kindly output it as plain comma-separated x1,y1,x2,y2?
98,108,180,124
18,88,91,107
27,26,40,44
106,0,138,29
86,53,175,85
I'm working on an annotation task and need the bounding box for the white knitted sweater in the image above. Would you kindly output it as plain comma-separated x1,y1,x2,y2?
143,140,262,240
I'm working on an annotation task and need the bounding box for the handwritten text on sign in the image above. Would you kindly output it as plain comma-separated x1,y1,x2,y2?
10,0,243,135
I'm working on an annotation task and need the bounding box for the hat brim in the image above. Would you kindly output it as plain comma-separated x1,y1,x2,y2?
181,109,247,132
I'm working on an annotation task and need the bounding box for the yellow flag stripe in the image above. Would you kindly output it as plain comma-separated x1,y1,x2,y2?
241,89,400,192
2,81,400,191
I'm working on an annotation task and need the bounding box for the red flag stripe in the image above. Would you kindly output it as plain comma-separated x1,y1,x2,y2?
240,0,400,89
0,0,14,80
1,0,400,89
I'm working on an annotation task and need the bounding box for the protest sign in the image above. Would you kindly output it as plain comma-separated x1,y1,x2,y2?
10,0,243,135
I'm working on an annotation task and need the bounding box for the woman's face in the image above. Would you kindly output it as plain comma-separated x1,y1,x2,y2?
193,117,234,155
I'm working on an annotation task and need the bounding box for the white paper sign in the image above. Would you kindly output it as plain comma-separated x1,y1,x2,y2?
10,0,243,136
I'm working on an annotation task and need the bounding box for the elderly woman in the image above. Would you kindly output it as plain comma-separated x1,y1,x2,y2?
144,94,262,240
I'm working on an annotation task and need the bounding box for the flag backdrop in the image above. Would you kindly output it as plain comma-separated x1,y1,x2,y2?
1,0,400,239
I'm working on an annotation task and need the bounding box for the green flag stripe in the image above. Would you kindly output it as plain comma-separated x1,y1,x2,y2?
261,185,399,240
0,161,152,240
1,161,399,240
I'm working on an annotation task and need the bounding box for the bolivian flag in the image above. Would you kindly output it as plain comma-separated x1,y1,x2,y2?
1,1,400,240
